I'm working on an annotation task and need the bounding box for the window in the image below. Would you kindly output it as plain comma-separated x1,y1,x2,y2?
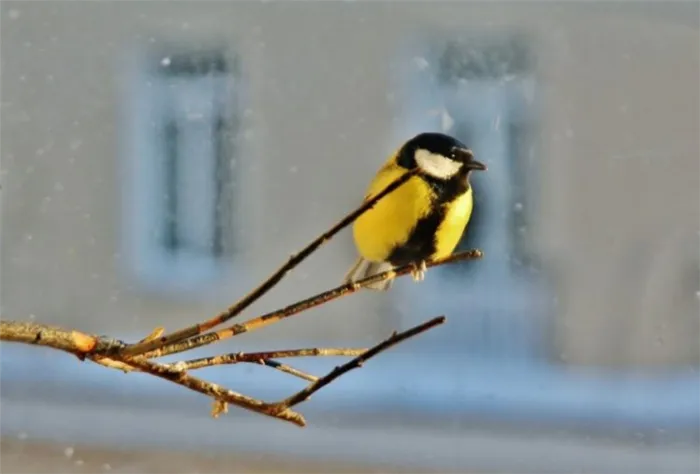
121,46,241,296
435,34,540,275
394,32,550,362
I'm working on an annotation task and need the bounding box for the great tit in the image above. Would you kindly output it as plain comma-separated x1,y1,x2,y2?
344,132,486,290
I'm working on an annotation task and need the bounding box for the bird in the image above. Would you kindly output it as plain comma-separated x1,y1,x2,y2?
343,132,486,291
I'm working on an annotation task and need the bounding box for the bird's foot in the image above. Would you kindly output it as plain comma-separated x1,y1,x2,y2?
410,260,428,282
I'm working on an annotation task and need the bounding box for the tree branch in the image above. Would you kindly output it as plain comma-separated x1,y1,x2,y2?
121,355,306,426
142,249,482,359
179,348,367,370
0,315,445,427
2,161,484,426
274,316,446,410
0,320,305,426
0,320,124,357
259,360,319,382
175,348,369,383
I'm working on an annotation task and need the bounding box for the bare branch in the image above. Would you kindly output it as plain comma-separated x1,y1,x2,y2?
1,146,486,427
0,320,305,426
119,169,419,357
0,320,124,356
275,316,446,410
179,348,367,370
177,347,369,383
0,316,446,426
145,249,482,359
122,356,306,426
261,360,318,382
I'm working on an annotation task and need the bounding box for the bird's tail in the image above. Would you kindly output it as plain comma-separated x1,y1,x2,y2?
343,257,395,291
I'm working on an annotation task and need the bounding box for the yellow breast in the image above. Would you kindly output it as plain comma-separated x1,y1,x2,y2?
432,188,473,259
352,159,473,263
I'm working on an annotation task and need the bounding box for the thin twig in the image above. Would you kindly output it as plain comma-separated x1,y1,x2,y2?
179,348,367,370
121,356,306,426
261,360,318,382
119,170,419,358
175,355,320,382
274,316,446,410
90,356,137,373
144,249,482,359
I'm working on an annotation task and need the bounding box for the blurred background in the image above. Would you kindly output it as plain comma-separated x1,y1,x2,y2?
1,1,698,473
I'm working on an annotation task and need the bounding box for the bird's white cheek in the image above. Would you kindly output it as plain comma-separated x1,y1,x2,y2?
414,149,462,179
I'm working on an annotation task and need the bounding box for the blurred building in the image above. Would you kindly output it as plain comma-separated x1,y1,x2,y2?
1,2,698,469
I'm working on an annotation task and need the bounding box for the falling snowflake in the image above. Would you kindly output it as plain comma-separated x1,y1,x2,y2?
441,109,454,132
413,57,429,71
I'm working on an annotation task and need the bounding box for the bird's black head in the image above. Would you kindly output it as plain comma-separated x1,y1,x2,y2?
397,132,487,180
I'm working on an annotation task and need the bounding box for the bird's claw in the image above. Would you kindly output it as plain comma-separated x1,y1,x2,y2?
410,260,428,282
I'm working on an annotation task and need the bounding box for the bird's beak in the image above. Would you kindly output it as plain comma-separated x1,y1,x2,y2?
453,147,487,171
465,159,487,171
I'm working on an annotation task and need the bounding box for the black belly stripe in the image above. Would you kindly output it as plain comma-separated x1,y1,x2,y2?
387,174,470,267
387,205,446,266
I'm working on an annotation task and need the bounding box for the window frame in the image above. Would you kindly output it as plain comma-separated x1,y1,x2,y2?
391,32,551,363
119,46,241,298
